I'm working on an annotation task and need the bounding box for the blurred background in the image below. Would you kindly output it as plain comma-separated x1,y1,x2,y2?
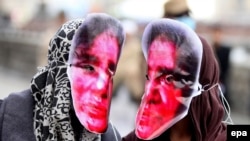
1,0,250,137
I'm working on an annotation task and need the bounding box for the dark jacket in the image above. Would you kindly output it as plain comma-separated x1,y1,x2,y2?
0,89,121,141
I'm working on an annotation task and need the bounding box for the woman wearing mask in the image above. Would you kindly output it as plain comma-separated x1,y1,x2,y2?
122,18,231,141
0,13,125,141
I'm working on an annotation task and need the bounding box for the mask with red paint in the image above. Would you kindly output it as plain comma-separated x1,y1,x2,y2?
136,19,203,140
67,13,125,133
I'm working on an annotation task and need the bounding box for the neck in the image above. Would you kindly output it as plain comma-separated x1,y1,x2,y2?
169,116,193,141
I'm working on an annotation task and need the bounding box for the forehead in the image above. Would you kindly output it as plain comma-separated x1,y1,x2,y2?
90,31,120,53
148,36,176,68
75,31,120,59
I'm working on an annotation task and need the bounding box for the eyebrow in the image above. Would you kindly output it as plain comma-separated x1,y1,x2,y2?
77,52,98,64
147,67,173,79
76,51,116,71
158,67,174,74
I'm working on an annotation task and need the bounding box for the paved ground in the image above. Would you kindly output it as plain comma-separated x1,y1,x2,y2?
1,67,250,137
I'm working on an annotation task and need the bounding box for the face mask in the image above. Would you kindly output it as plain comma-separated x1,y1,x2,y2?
175,15,196,30
137,19,202,140
67,31,120,133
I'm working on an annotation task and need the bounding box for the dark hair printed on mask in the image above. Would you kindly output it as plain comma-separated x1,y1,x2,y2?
142,19,202,82
69,13,125,64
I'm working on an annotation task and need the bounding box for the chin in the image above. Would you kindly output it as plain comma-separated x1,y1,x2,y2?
82,117,108,134
136,127,151,140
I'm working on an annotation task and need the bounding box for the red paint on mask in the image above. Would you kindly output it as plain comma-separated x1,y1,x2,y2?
69,31,119,133
136,36,184,139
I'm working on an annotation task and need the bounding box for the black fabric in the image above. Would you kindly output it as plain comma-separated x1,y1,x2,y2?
0,100,2,107
214,45,231,100
0,89,36,141
0,99,4,141
215,46,230,82
0,89,121,141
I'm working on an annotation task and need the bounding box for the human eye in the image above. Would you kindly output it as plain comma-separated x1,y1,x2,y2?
81,64,95,72
79,64,95,72
163,74,174,84
158,73,174,84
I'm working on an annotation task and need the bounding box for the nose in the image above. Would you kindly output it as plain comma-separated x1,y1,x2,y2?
95,72,111,99
144,81,162,105
96,72,110,89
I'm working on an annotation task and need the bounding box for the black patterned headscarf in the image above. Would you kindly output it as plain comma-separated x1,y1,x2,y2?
30,19,101,141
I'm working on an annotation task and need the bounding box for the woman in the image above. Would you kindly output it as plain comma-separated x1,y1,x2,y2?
122,19,228,141
0,13,125,141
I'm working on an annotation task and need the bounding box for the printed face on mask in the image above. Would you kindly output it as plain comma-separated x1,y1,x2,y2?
136,35,201,140
68,31,119,133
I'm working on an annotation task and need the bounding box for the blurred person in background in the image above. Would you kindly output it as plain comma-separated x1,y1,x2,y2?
163,0,196,30
122,18,231,141
0,13,125,141
163,0,232,103
0,13,12,28
211,24,231,104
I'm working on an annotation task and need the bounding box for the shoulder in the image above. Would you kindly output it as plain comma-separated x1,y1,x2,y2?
0,89,34,115
0,89,36,141
2,89,33,106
